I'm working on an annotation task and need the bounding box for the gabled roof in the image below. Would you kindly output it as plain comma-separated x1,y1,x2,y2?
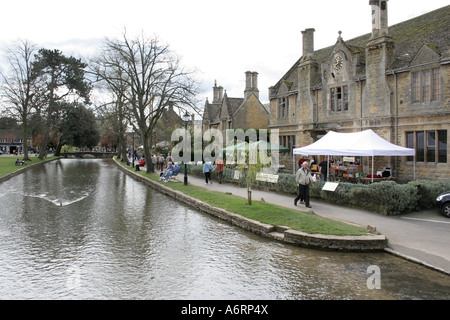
203,100,221,124
233,93,270,118
222,95,244,118
271,5,450,94
388,5,449,69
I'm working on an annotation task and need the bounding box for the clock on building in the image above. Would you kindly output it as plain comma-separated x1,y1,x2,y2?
333,55,343,70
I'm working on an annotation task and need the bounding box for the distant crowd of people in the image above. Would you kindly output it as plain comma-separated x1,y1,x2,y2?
122,149,227,185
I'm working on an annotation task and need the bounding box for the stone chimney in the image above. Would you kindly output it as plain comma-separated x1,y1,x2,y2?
212,80,223,103
369,0,389,39
251,72,259,99
218,86,224,101
245,71,252,92
301,28,315,61
244,71,259,100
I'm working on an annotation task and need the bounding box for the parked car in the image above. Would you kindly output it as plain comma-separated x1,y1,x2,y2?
435,191,450,218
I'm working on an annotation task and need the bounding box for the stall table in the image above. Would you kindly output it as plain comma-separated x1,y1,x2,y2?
329,165,363,182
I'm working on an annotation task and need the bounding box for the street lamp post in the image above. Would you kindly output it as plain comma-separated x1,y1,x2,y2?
182,111,190,186
132,131,135,168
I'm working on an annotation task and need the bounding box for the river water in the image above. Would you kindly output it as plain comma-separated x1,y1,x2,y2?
0,159,448,300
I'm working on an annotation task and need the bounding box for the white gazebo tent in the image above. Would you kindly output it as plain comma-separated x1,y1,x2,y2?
293,130,416,182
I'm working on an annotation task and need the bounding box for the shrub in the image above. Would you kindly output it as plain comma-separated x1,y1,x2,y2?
409,179,450,209
183,164,449,215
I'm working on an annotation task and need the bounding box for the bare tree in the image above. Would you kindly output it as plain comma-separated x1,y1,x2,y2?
94,32,200,172
90,48,131,162
0,40,44,160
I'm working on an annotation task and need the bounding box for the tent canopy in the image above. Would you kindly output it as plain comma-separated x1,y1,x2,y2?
223,140,290,153
293,130,415,157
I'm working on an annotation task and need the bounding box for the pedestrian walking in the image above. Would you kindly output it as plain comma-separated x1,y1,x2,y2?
318,157,328,182
203,159,214,184
294,161,316,208
215,159,224,184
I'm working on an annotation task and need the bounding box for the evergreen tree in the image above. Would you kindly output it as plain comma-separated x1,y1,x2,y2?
32,49,91,158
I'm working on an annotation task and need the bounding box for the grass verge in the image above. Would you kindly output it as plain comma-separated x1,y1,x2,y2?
0,155,57,177
121,162,369,236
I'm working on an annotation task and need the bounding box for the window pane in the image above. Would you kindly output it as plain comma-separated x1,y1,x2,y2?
330,88,335,111
422,70,430,102
284,98,288,118
343,86,349,111
278,98,285,118
432,68,441,101
337,87,342,111
406,131,414,161
438,130,447,163
286,96,290,117
416,131,424,162
426,131,436,162
412,72,420,102
278,98,281,119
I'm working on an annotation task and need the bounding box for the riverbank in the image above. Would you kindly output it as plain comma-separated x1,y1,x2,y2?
1,157,446,274
0,155,59,183
113,159,387,252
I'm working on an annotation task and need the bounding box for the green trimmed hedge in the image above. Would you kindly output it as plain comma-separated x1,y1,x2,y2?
184,165,450,215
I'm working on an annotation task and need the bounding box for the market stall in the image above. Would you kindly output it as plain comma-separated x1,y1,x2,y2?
293,130,416,182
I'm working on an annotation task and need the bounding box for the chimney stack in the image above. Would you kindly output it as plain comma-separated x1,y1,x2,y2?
218,86,223,101
251,72,259,99
245,71,252,92
369,0,389,39
301,28,315,61
212,80,223,103
244,71,259,100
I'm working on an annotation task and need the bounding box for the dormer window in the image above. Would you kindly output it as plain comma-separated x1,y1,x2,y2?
277,97,289,119
411,68,441,103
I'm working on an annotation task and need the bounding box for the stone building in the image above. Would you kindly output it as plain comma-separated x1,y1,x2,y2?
0,129,32,154
268,1,449,180
202,71,270,143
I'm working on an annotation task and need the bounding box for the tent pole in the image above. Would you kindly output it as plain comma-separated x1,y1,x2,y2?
372,156,374,183
327,155,330,182
292,153,295,174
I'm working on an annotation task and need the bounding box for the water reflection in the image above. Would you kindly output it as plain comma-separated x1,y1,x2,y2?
0,159,448,299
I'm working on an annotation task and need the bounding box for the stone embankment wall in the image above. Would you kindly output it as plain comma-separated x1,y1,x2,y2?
115,160,387,252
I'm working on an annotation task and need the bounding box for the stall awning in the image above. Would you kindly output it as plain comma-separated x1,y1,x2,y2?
293,130,415,157
292,130,416,181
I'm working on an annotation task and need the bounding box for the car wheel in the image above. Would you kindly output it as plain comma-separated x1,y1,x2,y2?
441,203,450,218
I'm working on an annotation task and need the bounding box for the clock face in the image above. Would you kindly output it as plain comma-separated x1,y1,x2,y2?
333,55,343,70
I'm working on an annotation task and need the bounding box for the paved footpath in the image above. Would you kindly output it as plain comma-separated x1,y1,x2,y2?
183,174,450,275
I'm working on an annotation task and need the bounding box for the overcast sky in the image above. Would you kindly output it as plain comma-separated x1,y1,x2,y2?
0,0,448,113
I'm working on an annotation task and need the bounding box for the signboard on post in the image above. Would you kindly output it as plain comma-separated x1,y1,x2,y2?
256,173,279,183
322,182,339,192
